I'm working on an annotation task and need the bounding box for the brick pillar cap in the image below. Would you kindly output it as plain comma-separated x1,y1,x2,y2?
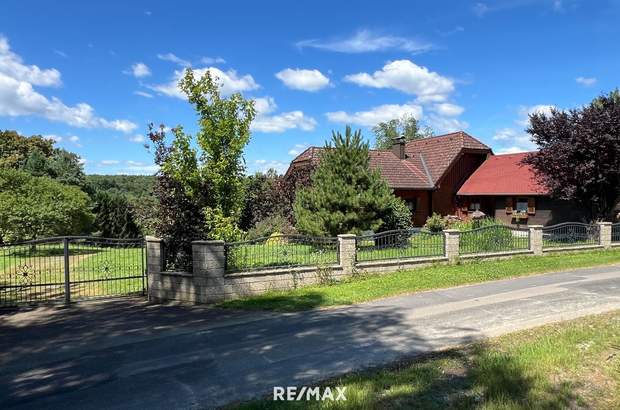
443,229,460,233
337,234,357,238
145,236,163,242
597,221,612,225
528,225,544,229
192,240,225,245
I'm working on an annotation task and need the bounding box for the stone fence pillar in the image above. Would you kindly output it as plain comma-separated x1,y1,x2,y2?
192,240,226,279
444,229,460,264
528,225,544,256
145,236,163,274
597,222,612,249
338,234,357,275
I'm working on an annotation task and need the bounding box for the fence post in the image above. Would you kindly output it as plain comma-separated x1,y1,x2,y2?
444,229,460,264
597,222,612,249
529,225,544,256
192,240,225,278
63,237,71,305
145,236,163,274
338,234,357,275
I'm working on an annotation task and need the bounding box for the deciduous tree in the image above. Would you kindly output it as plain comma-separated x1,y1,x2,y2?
523,90,620,221
372,114,432,150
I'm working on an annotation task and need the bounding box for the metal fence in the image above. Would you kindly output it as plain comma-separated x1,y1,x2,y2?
542,223,600,248
459,225,530,255
0,236,145,307
613,223,620,243
356,229,445,262
224,234,339,273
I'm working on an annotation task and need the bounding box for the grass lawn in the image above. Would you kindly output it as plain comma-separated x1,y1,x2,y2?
231,310,620,409
219,248,620,311
226,242,338,272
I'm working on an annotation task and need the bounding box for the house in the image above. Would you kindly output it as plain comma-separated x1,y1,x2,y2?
286,131,492,226
456,152,588,225
286,131,592,227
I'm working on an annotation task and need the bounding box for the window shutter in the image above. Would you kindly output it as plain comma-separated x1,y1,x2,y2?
527,197,536,215
505,197,513,214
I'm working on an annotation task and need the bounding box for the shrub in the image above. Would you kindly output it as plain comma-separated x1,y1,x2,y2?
92,191,141,238
424,212,446,232
379,197,413,232
246,214,297,240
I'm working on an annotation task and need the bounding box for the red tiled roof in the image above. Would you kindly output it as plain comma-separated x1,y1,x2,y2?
287,131,492,189
457,152,549,196
404,131,491,182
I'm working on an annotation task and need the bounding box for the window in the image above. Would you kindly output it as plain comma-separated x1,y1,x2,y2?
516,198,528,213
405,199,417,214
469,202,481,211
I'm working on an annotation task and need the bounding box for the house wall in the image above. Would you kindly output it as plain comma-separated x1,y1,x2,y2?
492,195,589,226
432,152,488,217
394,189,431,226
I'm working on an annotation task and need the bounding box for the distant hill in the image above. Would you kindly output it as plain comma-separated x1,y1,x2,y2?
86,174,155,199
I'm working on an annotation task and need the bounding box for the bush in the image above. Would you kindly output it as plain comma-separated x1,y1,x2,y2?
0,169,93,242
424,212,446,232
246,214,297,240
379,197,413,232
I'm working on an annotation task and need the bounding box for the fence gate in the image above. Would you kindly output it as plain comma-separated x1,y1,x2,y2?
0,236,146,307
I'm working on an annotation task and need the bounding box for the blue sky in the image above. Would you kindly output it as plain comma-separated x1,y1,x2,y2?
1,0,618,175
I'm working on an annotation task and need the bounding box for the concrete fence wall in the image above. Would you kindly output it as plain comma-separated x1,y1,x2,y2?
147,221,615,304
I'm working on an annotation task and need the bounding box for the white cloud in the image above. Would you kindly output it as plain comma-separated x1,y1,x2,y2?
576,76,597,87
133,90,153,98
253,111,317,133
426,115,469,133
53,49,68,58
288,143,309,156
44,134,62,143
123,160,159,174
251,96,317,133
296,30,432,54
344,60,454,101
129,134,146,143
99,160,120,166
430,102,464,117
127,62,151,78
0,36,61,86
157,53,191,67
496,146,529,154
516,104,555,126
150,67,259,98
0,36,136,133
473,2,490,17
200,56,226,65
68,135,80,143
275,68,330,92
250,159,288,174
326,103,423,127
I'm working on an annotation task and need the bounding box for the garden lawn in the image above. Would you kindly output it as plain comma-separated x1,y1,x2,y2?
219,248,620,311
231,310,620,409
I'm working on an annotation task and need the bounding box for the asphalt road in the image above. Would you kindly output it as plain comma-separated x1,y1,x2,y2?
1,264,620,409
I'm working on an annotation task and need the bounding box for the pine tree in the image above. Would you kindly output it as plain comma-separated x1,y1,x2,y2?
294,126,395,236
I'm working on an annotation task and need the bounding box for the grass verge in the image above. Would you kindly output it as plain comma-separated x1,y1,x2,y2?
231,310,620,409
219,248,620,311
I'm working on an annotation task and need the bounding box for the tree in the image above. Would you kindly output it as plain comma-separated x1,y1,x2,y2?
240,169,289,230
372,114,432,150
92,191,141,238
294,126,395,236
179,69,256,239
523,90,620,220
147,68,256,266
0,130,86,188
0,169,93,243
